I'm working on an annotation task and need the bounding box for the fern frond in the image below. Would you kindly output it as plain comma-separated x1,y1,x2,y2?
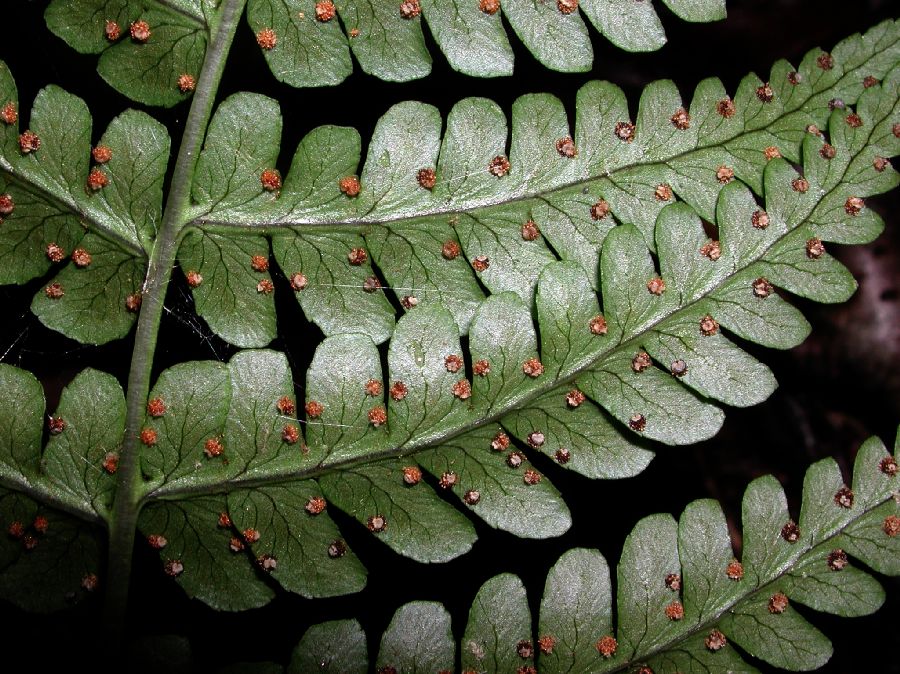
291,429,900,673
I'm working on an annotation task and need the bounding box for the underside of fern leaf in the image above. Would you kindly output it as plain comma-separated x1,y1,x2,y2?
0,19,898,614
44,0,728,105
290,429,900,673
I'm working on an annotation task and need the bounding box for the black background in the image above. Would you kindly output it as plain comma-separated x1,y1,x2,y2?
0,0,898,671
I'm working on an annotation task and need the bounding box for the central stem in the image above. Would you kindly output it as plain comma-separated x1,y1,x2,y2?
103,0,247,630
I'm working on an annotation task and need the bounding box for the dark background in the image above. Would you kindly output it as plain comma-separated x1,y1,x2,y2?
1,0,898,671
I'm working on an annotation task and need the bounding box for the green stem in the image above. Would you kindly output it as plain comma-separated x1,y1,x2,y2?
103,0,247,630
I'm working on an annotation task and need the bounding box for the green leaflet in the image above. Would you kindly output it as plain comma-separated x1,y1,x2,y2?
292,429,900,672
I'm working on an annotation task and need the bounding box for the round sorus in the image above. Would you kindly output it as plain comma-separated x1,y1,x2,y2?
590,199,610,220
102,452,119,473
631,351,652,373
523,469,542,485
122,292,141,316
589,314,608,335
507,451,525,468
716,165,734,183
827,548,848,571
555,136,577,157
439,471,459,489
844,196,864,215
880,456,898,477
472,255,490,272
705,629,727,651
756,82,774,102
19,130,40,153
277,395,296,416
48,416,66,435
751,209,770,229
555,447,571,464
670,359,688,377
464,489,481,505
8,521,24,539
488,155,510,177
32,516,49,534
250,254,269,272
368,405,387,427
473,359,491,376
768,591,789,614
130,20,151,42
538,635,556,655
615,121,635,142
781,520,800,543
45,282,64,299
46,243,65,263
81,573,99,591
164,559,184,577
670,108,690,130
522,358,544,377
147,534,168,549
256,28,277,49
365,379,383,396
347,247,367,265
186,270,203,287
1,102,17,125
700,314,719,336
516,640,534,659
87,167,109,191
764,146,781,160
416,167,436,190
521,220,540,241
242,528,261,544
444,354,463,373
289,272,308,291
664,601,684,620
139,428,157,446
92,145,113,163
595,635,617,658
204,437,224,458
884,515,900,537
787,70,802,85
863,75,879,88
816,52,834,70
873,156,891,172
654,184,673,202
105,20,121,41
647,277,666,295
282,424,300,444
339,175,360,196
806,238,825,259
257,279,274,294
305,496,327,515
557,0,578,13
717,97,736,118
229,537,245,552
257,554,277,572
480,0,500,14
306,400,325,419
315,0,336,21
752,277,774,298
146,397,166,417
819,143,836,160
362,276,381,293
629,413,646,432
260,169,281,191
399,0,421,19
218,512,232,528
726,559,744,580
328,539,347,558
0,193,14,215
565,388,586,407
665,573,681,591
452,379,471,399
389,381,408,401
367,514,387,532
526,431,545,448
700,240,721,261
441,240,461,260
402,465,422,485
845,112,862,128
491,431,510,451
177,74,196,93
22,535,38,551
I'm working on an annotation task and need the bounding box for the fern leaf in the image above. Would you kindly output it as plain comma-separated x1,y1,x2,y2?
292,429,900,672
